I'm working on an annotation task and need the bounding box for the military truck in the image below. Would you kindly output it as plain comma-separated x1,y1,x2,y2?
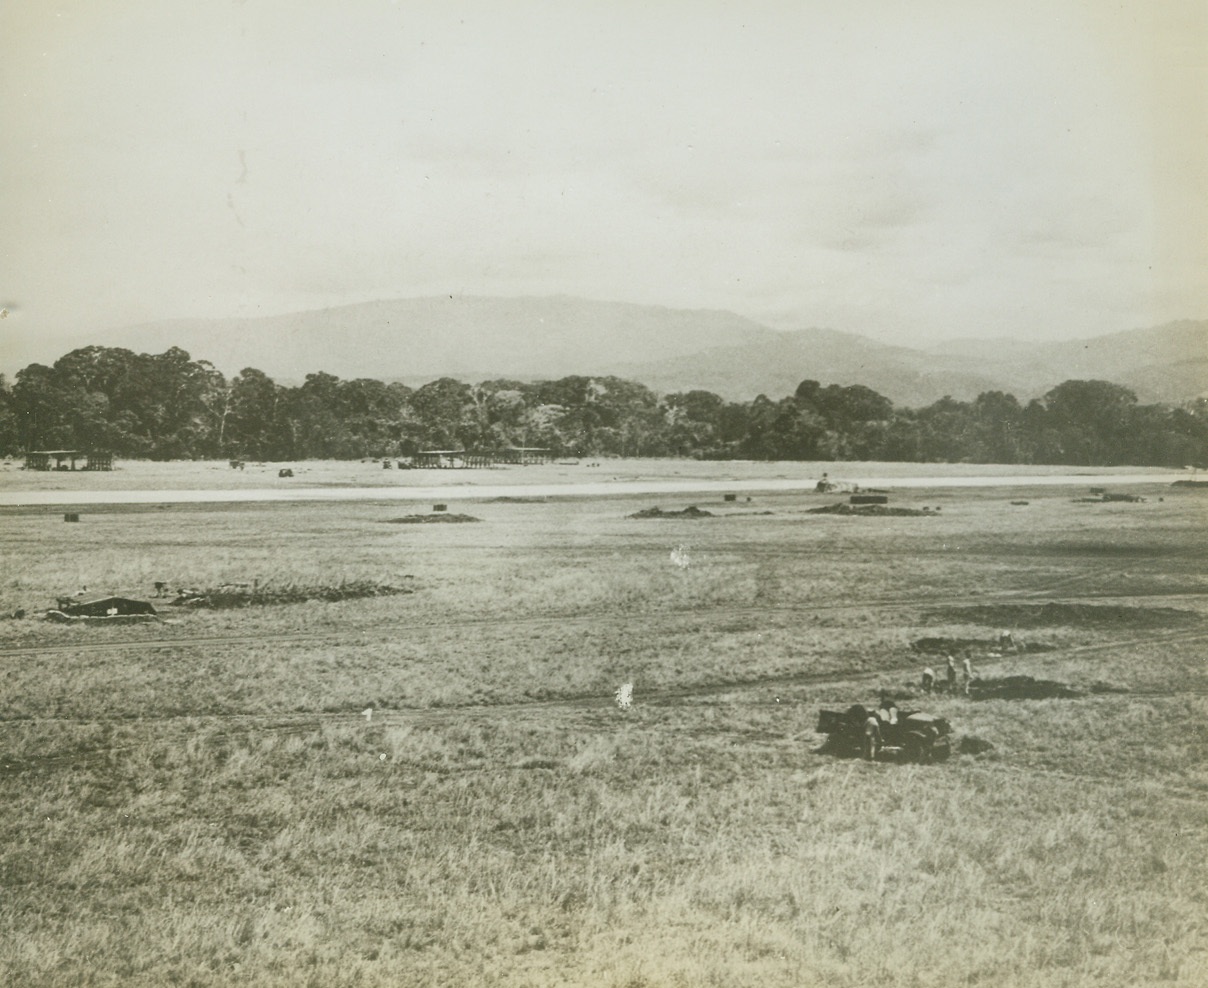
817,703,952,763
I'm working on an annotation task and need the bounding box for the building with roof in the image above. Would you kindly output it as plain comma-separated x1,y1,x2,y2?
24,450,113,471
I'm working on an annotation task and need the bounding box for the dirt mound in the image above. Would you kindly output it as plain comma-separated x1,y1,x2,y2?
911,636,1055,654
808,503,930,516
933,602,1198,629
1073,493,1145,503
170,580,412,609
630,505,714,519
969,676,1083,701
959,736,995,754
383,513,481,524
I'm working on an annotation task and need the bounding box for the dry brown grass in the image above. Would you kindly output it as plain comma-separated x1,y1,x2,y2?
2,479,1207,986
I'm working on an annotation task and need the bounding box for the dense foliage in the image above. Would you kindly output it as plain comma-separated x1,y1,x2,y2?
2,345,1206,466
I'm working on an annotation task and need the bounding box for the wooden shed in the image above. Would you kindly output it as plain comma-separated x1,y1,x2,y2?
25,450,82,471
500,446,553,465
24,450,113,471
411,450,466,469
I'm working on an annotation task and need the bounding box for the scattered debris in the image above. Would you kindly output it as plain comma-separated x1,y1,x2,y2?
815,474,861,494
169,580,411,608
630,505,714,519
959,736,995,754
44,595,159,624
615,682,634,710
669,545,692,568
52,596,157,618
45,611,159,625
383,513,480,524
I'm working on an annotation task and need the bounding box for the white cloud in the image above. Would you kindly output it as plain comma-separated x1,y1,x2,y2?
0,0,1203,353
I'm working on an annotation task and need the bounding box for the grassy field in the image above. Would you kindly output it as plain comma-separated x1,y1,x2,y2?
2,477,1207,986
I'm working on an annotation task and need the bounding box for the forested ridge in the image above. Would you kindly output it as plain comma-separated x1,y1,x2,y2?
1,345,1206,467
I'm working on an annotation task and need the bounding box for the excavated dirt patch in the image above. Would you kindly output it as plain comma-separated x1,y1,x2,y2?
808,503,930,516
383,513,481,524
968,675,1084,701
932,602,1199,629
911,636,1055,654
630,506,714,519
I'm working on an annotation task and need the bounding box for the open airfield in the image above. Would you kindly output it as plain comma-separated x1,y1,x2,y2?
0,457,1189,506
2,463,1207,986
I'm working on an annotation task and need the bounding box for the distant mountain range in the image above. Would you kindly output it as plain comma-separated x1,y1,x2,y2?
616,318,1208,407
7,296,1206,406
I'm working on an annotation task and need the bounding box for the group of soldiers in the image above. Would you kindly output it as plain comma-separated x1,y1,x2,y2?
919,631,1016,697
920,654,974,696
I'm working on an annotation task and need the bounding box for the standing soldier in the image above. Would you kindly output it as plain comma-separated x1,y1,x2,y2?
962,656,973,695
946,655,958,694
878,696,899,726
863,714,882,761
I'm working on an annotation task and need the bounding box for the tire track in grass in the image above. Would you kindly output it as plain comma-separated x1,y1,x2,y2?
957,759,1208,808
6,629,1208,777
1,587,1204,661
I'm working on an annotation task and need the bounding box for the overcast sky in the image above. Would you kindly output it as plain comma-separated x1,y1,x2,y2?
2,0,1206,357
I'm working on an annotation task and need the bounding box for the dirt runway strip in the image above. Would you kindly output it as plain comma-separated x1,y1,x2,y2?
0,470,1187,507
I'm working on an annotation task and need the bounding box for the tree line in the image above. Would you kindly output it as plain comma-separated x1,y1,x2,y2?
1,344,1206,467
